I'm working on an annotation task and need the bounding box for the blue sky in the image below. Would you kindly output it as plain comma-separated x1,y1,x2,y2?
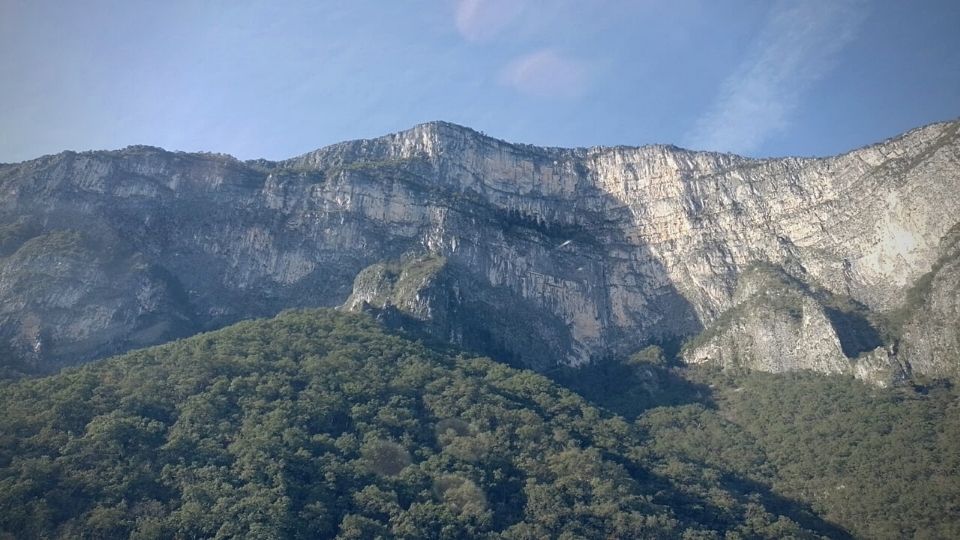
1,0,958,163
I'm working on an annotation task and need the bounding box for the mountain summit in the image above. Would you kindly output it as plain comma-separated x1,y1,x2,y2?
1,120,958,382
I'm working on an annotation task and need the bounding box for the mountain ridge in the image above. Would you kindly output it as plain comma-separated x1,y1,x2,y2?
1,118,958,381
6,117,957,171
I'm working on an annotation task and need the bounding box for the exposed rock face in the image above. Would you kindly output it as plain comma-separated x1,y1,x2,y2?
896,224,960,378
341,255,577,370
681,266,906,385
0,120,958,380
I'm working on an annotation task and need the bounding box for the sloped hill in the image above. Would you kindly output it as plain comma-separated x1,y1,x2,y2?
0,309,840,539
3,310,960,538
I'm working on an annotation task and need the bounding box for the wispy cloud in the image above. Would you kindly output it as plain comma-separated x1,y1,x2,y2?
454,0,525,42
452,1,598,99
499,49,589,99
685,0,869,155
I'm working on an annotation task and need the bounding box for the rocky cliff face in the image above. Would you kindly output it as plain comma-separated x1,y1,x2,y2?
895,224,960,378
1,120,958,380
341,255,575,370
681,265,906,386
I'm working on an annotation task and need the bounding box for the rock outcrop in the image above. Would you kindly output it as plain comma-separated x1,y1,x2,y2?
895,224,960,378
0,120,958,380
341,255,575,370
681,265,906,385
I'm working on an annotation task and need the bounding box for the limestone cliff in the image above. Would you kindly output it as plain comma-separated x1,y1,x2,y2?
0,120,957,380
341,255,573,370
681,265,906,385
895,224,960,378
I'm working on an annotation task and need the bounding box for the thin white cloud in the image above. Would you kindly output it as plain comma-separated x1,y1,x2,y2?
685,0,869,155
455,0,525,42
499,49,589,99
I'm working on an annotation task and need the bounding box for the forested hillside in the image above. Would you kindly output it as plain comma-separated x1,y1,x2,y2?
1,310,957,538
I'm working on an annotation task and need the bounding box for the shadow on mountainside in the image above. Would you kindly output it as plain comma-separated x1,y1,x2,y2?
717,474,854,539
641,467,854,539
375,322,854,539
543,355,853,538
548,358,714,420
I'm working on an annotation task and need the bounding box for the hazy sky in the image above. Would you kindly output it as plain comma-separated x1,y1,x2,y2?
1,0,958,162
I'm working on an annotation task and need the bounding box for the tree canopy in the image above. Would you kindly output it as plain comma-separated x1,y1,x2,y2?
0,309,957,538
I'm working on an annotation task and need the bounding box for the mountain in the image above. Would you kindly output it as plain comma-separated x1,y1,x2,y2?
3,308,958,538
1,120,958,381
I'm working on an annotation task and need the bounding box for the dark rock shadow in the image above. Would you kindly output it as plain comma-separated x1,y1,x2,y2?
824,306,883,358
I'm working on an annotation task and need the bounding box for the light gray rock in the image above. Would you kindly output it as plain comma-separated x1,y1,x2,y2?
681,265,907,385
895,224,960,378
0,120,957,379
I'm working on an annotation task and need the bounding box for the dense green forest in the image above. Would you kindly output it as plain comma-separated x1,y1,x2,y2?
0,309,957,538
561,358,960,539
